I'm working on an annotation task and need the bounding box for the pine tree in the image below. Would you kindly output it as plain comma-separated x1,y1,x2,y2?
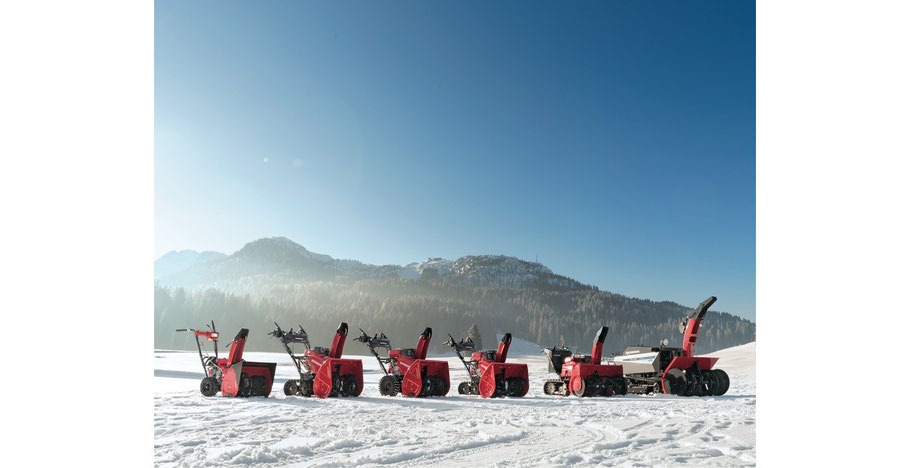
467,323,483,349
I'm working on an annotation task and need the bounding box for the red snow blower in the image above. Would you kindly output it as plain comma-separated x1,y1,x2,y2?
269,322,363,398
355,327,450,397
543,326,626,397
177,322,276,397
612,296,730,396
445,333,529,398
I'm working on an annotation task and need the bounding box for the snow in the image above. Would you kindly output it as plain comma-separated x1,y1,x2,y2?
155,340,755,467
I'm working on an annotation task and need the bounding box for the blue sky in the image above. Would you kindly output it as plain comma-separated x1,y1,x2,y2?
155,1,755,319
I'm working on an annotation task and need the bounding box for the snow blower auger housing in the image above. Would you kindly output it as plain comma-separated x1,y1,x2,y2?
356,327,450,397
445,333,529,398
612,296,730,396
177,322,276,397
271,322,363,398
543,326,626,397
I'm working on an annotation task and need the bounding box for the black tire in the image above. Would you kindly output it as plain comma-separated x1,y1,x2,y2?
379,375,399,396
299,378,314,397
458,381,472,395
200,377,219,397
713,369,730,395
284,379,299,396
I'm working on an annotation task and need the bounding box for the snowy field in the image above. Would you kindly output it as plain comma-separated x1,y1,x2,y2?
154,339,756,467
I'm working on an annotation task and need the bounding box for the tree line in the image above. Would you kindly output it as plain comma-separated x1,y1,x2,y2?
155,278,755,356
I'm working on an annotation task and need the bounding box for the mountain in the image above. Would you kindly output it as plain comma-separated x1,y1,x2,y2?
155,236,756,355
153,249,227,279
156,237,592,292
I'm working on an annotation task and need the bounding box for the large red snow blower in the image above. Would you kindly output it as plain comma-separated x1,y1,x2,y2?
177,321,276,397
269,322,363,398
543,326,626,397
444,333,529,398
356,327,450,397
612,296,731,396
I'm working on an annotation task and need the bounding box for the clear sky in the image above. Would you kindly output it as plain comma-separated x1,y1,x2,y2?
155,1,756,320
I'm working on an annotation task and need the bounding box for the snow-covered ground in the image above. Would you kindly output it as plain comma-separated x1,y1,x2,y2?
154,340,756,467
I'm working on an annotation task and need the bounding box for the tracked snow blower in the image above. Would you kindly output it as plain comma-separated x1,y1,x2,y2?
612,296,730,396
177,322,276,397
444,333,529,398
269,322,363,398
355,327,450,397
543,326,626,397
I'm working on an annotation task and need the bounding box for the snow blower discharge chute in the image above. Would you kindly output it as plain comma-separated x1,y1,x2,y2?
445,333,529,398
356,327,450,397
612,296,730,396
177,322,276,398
270,322,363,398
543,326,626,397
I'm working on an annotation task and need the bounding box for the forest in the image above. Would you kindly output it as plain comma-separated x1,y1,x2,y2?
155,277,755,356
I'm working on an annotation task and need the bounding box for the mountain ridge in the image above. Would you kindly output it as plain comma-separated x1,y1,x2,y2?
155,236,594,291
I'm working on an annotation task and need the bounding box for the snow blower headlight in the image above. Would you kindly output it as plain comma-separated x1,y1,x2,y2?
211,332,219,339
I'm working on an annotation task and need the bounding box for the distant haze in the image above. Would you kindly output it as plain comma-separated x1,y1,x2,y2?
155,237,755,355
156,1,755,319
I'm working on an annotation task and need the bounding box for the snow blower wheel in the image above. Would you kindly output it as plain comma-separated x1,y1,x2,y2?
379,375,400,396
200,377,219,397
283,380,299,396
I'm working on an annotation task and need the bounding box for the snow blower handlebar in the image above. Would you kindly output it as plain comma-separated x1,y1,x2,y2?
355,328,392,375
681,296,717,357
177,321,220,373
444,333,477,376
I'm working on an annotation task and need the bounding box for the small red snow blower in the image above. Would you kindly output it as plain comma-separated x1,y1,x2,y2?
269,322,363,398
177,321,276,397
355,327,450,397
444,333,529,398
612,296,730,396
543,326,626,397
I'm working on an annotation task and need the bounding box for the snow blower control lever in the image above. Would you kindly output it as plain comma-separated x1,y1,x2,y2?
176,320,220,378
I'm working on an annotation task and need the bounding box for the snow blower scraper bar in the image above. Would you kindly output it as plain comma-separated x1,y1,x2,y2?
176,296,730,399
